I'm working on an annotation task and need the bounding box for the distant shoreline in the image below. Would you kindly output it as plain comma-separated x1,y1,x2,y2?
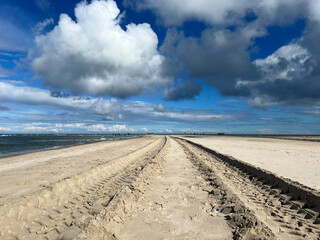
0,134,140,159
179,134,320,142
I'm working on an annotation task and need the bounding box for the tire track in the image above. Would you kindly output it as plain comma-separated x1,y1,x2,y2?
76,136,170,239
0,137,166,240
175,137,320,239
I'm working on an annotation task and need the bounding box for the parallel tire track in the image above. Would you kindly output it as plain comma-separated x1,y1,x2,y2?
175,137,320,239
0,137,167,240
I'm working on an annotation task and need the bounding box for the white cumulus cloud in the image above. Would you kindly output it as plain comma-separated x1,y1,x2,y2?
30,0,169,98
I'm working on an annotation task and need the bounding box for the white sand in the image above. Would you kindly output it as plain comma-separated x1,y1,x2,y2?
0,136,159,205
0,135,318,239
79,137,233,239
0,137,165,239
181,136,320,190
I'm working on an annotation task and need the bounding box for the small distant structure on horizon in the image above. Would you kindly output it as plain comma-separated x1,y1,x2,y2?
183,132,205,135
112,133,138,136
217,132,225,135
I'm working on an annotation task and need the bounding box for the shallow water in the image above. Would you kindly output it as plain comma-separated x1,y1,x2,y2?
0,134,137,157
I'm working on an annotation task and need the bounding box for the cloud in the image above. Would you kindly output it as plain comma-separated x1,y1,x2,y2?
159,19,320,107
30,0,170,98
125,0,306,27
247,96,277,108
254,44,310,81
125,0,320,107
149,109,229,122
32,18,54,35
309,0,320,23
125,0,248,26
0,105,9,111
0,81,123,120
9,122,135,133
163,80,202,101
161,28,259,97
87,124,107,132
154,103,166,112
22,125,59,133
301,106,320,115
0,127,11,132
106,124,134,132
0,81,252,130
246,38,320,107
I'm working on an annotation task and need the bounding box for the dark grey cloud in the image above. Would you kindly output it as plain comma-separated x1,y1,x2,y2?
161,28,259,97
125,0,320,107
247,21,320,107
163,80,202,101
27,0,320,106
50,91,71,98
160,20,320,107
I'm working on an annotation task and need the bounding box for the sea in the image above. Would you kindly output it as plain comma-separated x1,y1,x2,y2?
0,134,138,157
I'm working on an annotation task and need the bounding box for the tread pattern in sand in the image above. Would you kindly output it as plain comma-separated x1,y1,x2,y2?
78,137,233,239
0,137,166,240
176,137,320,239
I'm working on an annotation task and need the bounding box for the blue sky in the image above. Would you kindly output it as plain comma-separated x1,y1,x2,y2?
0,0,320,134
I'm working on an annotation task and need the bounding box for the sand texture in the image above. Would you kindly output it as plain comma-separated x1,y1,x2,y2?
79,137,233,239
0,136,158,205
0,136,320,239
181,135,320,190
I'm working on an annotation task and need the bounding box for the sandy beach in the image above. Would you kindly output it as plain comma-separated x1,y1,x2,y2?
3,0,320,239
180,135,320,190
0,136,158,205
0,135,319,239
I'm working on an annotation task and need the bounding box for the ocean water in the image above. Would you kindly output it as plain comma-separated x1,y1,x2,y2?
0,134,138,157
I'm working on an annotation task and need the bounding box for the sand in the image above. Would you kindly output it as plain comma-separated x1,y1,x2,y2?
81,137,233,239
181,135,320,190
0,135,158,205
0,136,165,239
0,135,319,239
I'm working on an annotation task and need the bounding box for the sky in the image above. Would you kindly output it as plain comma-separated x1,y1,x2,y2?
0,0,320,134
